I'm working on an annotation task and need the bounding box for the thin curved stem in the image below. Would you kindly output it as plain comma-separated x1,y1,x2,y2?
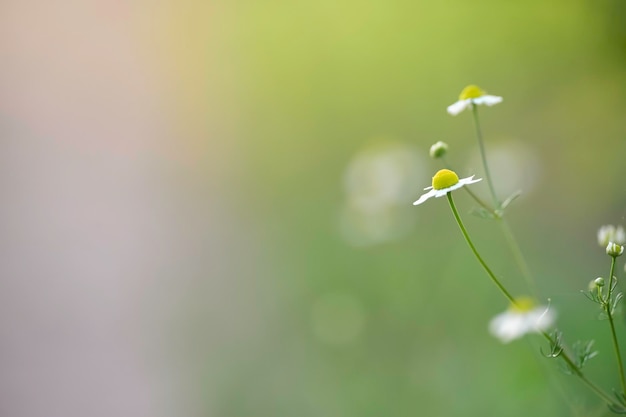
446,191,615,406
498,218,538,296
471,104,499,208
465,186,493,212
606,256,626,396
446,192,516,305
468,106,537,295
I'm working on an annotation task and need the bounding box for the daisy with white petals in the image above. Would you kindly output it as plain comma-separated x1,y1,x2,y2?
413,169,481,205
489,297,556,344
447,85,503,116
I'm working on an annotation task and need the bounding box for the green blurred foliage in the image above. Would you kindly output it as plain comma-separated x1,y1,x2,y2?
209,0,626,416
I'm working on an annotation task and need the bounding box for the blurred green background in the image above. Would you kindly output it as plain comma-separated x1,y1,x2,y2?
209,1,626,416
2,0,626,416
211,1,626,416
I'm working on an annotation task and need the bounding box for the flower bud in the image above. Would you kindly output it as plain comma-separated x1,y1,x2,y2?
606,242,624,257
429,141,448,159
594,277,605,288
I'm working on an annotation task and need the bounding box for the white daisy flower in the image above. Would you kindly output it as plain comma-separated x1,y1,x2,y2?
413,169,481,206
447,85,503,116
489,297,555,344
597,225,626,247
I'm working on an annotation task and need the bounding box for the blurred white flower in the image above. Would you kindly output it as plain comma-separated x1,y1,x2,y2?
340,142,425,246
467,139,540,199
598,225,626,247
447,85,502,116
489,297,555,344
413,169,481,206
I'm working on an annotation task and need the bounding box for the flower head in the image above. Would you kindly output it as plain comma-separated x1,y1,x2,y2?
447,84,503,116
489,297,555,344
598,225,625,247
607,242,624,258
413,169,481,205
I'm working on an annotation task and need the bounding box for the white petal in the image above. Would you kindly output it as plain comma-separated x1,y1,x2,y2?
489,306,556,344
616,226,625,245
434,176,482,195
473,95,502,106
444,182,465,193
447,99,470,115
433,189,450,197
414,174,481,205
458,175,482,186
489,311,526,344
412,189,437,205
598,225,613,246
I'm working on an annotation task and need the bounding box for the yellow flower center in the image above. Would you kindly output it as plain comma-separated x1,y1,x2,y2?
459,85,485,100
511,297,536,312
431,169,459,190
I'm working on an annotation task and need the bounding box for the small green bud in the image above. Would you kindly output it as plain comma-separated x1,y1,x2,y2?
588,277,604,292
606,242,624,258
429,141,448,159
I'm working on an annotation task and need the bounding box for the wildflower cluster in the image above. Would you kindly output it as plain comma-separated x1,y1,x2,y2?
412,85,626,413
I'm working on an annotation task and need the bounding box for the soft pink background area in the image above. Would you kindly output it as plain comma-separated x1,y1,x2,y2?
0,2,264,416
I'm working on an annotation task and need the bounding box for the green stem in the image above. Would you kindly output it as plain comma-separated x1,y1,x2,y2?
471,103,499,208
606,256,626,396
446,192,516,305
446,191,614,406
469,106,537,295
446,192,623,404
464,187,493,212
498,218,538,296
540,331,615,405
